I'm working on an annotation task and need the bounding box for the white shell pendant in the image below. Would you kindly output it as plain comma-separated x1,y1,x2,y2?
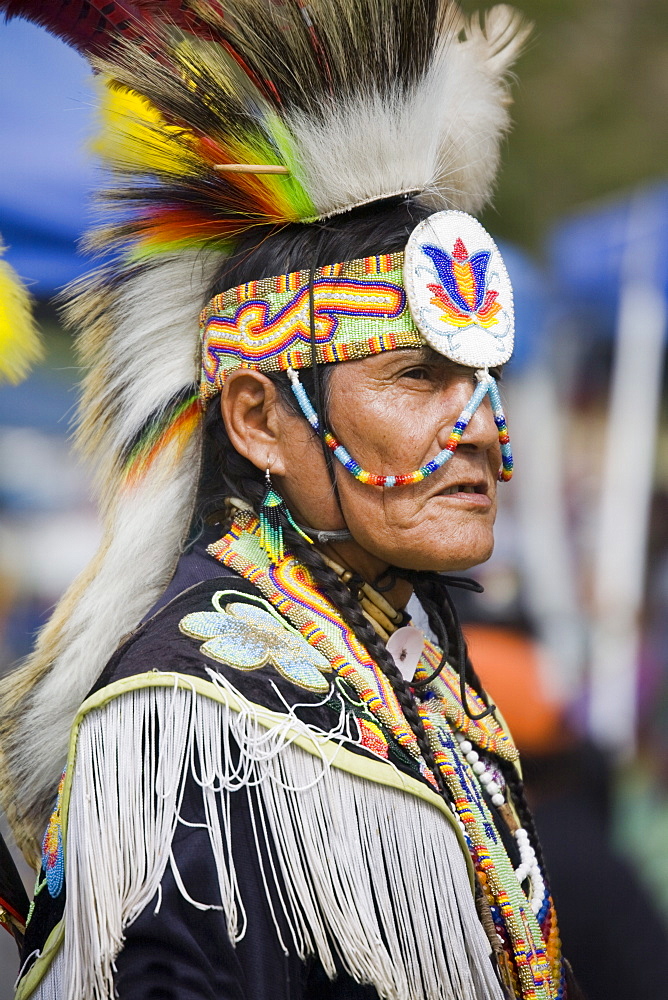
386,626,425,683
403,210,514,369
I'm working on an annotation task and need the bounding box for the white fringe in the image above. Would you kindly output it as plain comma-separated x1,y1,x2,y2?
49,678,503,1000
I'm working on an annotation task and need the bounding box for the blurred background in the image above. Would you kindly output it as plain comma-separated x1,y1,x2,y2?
1,1,668,996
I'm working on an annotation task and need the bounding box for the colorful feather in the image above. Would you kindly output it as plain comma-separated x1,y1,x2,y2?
0,240,42,383
80,1,529,257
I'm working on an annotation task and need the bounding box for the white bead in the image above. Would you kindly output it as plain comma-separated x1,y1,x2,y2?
515,866,527,881
486,780,500,795
459,740,473,754
491,793,505,807
466,751,479,764
515,828,529,841
473,761,486,775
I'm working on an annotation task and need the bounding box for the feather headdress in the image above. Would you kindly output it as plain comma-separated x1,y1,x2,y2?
0,0,529,860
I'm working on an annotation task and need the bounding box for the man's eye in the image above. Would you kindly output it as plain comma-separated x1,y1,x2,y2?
402,367,430,381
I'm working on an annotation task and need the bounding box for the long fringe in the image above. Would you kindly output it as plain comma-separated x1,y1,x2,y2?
24,947,64,1000
38,678,504,1000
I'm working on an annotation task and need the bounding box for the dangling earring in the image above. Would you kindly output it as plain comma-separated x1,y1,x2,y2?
258,465,313,562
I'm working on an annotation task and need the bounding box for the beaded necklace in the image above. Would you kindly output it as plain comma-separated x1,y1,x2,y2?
323,557,553,936
318,550,403,639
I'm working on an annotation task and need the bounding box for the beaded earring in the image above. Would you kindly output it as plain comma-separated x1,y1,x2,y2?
258,468,313,563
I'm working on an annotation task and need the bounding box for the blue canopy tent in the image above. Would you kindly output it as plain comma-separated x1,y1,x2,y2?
549,183,668,329
0,20,96,295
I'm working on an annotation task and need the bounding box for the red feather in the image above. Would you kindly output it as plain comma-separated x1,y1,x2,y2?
0,1,206,57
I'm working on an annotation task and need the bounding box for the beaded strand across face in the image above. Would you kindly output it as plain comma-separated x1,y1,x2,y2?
287,366,513,486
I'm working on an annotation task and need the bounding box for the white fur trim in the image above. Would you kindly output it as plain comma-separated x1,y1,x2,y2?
80,252,218,489
288,7,528,218
4,251,219,852
9,427,201,847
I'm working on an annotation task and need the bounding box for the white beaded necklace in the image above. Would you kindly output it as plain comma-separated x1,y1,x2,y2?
454,731,546,916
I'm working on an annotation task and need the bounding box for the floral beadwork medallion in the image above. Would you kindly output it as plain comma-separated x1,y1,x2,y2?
179,595,332,693
404,210,514,370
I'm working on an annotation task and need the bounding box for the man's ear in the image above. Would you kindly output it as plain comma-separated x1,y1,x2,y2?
220,369,287,475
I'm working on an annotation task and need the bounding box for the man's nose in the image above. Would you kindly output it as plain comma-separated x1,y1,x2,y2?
439,376,499,452
461,391,499,450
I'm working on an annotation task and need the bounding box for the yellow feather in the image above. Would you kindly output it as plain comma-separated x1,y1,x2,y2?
0,241,42,384
91,78,196,176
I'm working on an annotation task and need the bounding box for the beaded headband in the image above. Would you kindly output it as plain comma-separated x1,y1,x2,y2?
199,252,422,401
200,210,515,483
199,211,514,399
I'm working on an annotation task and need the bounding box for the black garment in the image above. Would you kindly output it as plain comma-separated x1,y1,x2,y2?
113,566,410,999
26,530,429,1000
19,538,522,1000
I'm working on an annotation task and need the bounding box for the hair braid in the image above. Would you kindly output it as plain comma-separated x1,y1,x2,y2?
411,574,491,707
282,526,451,799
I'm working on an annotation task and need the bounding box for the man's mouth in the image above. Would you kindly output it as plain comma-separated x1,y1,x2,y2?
439,482,488,497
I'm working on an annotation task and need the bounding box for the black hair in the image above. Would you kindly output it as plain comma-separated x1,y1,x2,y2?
207,194,430,297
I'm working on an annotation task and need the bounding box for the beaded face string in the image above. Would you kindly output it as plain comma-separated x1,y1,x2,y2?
287,365,513,487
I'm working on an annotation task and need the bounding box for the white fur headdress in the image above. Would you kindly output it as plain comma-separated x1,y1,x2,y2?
0,0,528,860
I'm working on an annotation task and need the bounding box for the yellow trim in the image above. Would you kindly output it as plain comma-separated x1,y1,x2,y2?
16,671,474,997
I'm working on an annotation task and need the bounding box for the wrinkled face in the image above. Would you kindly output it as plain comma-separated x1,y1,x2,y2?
276,348,502,572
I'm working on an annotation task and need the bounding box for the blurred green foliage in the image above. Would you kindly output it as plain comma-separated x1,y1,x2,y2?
462,0,668,249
